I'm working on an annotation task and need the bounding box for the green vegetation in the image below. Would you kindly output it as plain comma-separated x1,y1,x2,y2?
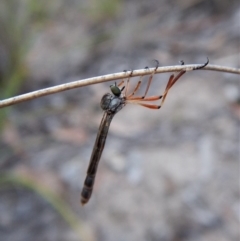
0,0,51,128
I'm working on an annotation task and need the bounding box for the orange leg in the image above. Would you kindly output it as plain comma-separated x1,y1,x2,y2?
126,101,160,109
161,70,186,105
123,65,186,111
142,60,159,98
143,71,154,98
129,95,162,101
164,74,174,92
127,80,142,98
124,77,130,96
138,103,160,109
124,70,133,96
167,70,186,90
117,80,125,87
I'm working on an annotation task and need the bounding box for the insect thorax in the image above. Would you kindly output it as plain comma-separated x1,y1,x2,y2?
101,93,124,113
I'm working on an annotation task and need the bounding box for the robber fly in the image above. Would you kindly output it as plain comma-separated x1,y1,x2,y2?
81,59,209,205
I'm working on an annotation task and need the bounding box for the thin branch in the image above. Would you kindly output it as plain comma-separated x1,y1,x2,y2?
0,64,239,108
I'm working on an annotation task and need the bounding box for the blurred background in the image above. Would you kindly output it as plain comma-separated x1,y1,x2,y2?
0,0,239,241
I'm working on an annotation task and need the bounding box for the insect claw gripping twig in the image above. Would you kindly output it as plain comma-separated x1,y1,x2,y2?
192,57,209,70
179,60,185,65
153,59,160,70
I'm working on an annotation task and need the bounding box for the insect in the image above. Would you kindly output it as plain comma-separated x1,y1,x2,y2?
81,59,209,205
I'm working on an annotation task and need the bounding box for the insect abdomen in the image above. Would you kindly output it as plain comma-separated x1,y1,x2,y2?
81,175,95,205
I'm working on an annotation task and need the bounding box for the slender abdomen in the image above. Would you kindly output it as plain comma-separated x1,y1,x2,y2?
81,112,114,205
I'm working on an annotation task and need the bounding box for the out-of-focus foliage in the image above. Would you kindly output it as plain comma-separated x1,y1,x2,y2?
86,0,122,22
0,0,53,127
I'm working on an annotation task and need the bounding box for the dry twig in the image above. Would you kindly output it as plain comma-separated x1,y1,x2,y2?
0,63,239,108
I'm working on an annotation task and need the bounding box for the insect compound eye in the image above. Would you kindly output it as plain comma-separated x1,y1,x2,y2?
101,93,112,110
110,84,121,97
